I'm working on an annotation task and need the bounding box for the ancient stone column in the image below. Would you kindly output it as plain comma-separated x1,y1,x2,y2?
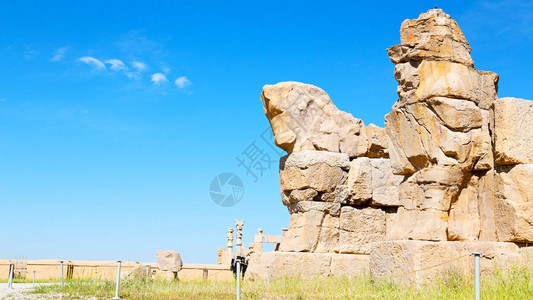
227,228,234,249
234,219,244,255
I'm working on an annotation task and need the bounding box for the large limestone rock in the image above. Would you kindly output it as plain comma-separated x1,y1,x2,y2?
366,124,389,158
346,158,372,204
448,174,481,241
370,159,404,206
387,9,473,66
279,151,348,194
156,250,183,272
280,202,340,253
478,171,498,241
258,7,533,281
261,81,380,158
387,207,448,241
339,206,386,254
494,164,533,242
281,150,350,169
246,252,369,279
346,157,403,206
279,162,344,193
385,9,498,177
370,240,519,284
492,98,533,165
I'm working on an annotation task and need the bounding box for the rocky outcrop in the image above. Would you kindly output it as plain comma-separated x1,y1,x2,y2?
257,8,533,282
261,82,388,158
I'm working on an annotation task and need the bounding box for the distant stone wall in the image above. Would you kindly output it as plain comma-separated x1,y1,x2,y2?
0,259,232,281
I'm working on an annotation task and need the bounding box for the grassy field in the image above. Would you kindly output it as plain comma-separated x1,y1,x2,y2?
27,267,533,299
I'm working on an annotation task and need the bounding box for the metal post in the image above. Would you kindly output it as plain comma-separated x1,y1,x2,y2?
471,252,482,300
33,271,36,287
111,261,122,300
60,261,64,288
267,266,270,285
94,270,98,282
145,265,150,283
7,264,14,289
236,259,241,300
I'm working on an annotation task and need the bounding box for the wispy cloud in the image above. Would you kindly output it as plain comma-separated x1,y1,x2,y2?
51,47,68,62
125,61,148,79
105,59,126,71
175,76,192,89
24,48,39,60
151,73,168,85
78,56,106,70
132,61,147,72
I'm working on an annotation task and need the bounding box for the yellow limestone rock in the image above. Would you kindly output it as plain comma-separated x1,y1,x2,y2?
370,240,519,284
261,81,370,157
339,206,386,254
492,98,533,165
281,202,341,253
494,164,533,242
346,157,373,204
388,9,474,66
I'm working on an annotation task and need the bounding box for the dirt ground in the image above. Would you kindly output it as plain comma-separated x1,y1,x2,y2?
0,283,63,300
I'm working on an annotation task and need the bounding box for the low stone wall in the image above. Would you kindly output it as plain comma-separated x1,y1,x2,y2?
246,244,533,284
370,241,527,284
246,252,370,279
0,259,232,281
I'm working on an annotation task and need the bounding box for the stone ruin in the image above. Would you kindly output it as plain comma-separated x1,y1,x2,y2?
247,9,533,281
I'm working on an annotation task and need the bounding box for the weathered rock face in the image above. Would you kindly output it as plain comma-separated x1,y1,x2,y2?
387,9,474,66
258,8,533,281
383,9,504,243
246,252,370,279
370,240,519,284
494,164,533,242
261,82,388,158
492,98,533,165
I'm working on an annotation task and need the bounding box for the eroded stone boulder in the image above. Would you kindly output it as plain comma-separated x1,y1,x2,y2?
156,250,183,273
387,9,474,66
261,82,381,158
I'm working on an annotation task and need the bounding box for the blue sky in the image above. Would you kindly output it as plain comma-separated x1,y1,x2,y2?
1,0,532,264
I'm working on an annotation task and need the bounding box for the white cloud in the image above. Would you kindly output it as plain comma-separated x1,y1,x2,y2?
105,59,126,71
151,73,168,85
24,49,39,60
175,76,192,89
132,61,147,72
78,56,106,69
51,47,68,62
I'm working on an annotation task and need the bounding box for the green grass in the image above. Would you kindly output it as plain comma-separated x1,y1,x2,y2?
29,267,533,299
